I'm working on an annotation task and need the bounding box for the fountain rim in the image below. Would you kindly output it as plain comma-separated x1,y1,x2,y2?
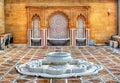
47,38,70,40
46,52,71,57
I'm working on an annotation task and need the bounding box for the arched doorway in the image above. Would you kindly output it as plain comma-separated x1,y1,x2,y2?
47,14,70,46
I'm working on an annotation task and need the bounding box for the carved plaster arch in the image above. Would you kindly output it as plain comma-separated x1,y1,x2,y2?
76,14,87,38
32,13,40,20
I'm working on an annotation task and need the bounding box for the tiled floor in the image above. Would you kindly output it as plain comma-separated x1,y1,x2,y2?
0,45,120,83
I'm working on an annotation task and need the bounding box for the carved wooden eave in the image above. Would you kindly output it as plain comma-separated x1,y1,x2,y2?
25,3,91,9
26,3,90,29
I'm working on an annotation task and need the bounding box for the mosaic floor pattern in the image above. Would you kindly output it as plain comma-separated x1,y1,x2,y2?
0,45,120,83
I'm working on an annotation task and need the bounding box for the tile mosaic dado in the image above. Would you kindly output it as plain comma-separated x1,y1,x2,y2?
68,78,81,83
105,80,119,83
0,73,4,77
0,45,120,82
22,76,36,80
2,75,17,80
0,80,12,83
37,79,50,83
15,78,30,83
89,78,102,83
99,69,109,75
8,69,18,75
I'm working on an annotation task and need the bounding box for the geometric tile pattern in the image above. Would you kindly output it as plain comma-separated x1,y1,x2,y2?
0,45,120,83
78,19,84,38
33,18,39,38
49,14,69,38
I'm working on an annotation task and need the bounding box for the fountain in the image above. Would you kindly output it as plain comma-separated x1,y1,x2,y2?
47,38,70,46
31,38,41,42
16,52,103,78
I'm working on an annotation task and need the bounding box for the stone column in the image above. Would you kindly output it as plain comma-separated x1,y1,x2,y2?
0,0,4,34
118,0,120,36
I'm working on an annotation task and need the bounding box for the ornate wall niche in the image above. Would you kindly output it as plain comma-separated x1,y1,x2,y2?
32,14,40,38
76,14,87,29
31,14,41,29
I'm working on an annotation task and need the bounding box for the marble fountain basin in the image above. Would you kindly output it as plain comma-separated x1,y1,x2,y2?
16,52,103,78
46,52,71,65
31,38,41,42
47,38,69,46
